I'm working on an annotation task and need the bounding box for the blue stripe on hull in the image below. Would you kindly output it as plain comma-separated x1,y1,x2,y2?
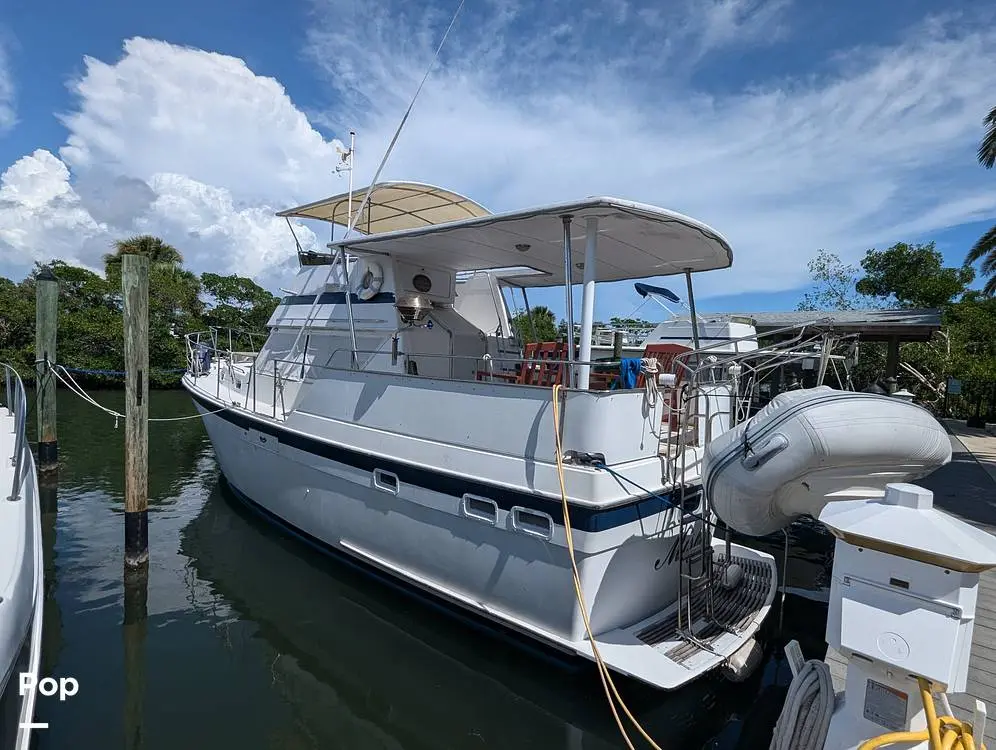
219,475,582,671
187,388,701,533
280,291,396,305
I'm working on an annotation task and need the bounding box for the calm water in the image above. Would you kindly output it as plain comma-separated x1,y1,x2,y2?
30,389,835,749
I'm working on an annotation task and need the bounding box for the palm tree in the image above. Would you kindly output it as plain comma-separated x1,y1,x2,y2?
104,235,184,276
966,105,996,296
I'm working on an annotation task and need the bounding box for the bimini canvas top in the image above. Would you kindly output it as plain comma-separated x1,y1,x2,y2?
328,196,733,287
277,182,492,235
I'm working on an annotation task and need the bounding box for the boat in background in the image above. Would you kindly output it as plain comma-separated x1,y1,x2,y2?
0,365,44,750
588,283,760,360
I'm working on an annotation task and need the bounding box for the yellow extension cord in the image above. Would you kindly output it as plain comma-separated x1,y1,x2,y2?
553,385,987,750
858,677,985,750
552,383,664,750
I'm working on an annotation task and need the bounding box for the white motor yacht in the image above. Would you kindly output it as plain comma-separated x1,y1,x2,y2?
182,183,946,691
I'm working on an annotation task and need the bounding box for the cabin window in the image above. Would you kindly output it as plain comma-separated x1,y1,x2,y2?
372,468,400,494
461,494,498,525
511,507,554,540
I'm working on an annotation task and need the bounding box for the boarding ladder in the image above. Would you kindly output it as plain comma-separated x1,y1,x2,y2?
660,323,854,657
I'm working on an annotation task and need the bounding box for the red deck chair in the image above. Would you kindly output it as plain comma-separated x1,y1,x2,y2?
635,343,692,429
518,341,568,386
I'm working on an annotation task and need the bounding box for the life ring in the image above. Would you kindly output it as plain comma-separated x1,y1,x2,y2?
356,260,384,301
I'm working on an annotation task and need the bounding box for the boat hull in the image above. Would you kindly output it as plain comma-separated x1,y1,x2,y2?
187,383,777,690
0,402,44,750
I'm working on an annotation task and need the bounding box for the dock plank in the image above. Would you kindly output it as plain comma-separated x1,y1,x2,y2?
823,425,996,745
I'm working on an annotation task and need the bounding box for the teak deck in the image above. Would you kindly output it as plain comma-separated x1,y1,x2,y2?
825,420,996,746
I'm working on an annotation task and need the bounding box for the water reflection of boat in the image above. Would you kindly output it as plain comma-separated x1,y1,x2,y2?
180,481,773,749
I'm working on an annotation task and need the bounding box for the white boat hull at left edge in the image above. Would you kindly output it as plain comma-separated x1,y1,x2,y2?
0,366,45,750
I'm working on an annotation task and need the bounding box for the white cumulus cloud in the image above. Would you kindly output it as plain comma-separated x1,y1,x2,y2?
0,150,107,271
60,38,341,205
0,38,329,285
305,0,996,313
1,4,994,318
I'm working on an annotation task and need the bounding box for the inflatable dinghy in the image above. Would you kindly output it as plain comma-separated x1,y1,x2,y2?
703,386,951,537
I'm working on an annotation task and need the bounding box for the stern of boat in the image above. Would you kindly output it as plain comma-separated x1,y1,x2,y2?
576,539,777,690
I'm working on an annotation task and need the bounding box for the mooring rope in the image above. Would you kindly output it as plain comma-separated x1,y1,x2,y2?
45,363,228,425
59,365,187,377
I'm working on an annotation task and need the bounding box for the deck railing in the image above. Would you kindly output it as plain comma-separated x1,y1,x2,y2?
3,364,31,502
659,321,858,646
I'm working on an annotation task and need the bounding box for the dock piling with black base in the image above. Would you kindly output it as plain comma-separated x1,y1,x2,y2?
122,254,150,568
35,265,59,472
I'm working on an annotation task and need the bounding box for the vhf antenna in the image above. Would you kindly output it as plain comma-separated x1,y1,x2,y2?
332,130,356,243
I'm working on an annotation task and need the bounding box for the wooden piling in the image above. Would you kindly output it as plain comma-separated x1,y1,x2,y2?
612,330,624,360
122,255,149,568
35,266,59,472
122,565,148,750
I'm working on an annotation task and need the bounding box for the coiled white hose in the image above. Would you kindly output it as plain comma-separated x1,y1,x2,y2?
770,659,834,750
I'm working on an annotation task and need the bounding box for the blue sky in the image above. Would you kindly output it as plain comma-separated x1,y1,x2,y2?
0,0,994,322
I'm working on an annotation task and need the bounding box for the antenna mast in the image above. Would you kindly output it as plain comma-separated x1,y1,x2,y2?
281,0,467,377
333,130,356,242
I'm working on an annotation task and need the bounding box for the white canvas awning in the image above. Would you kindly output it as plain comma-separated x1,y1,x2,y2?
329,196,733,287
277,181,491,234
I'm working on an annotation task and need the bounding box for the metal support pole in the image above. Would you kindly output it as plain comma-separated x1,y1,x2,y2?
561,215,576,383
684,269,701,351
521,287,538,342
339,246,359,368
577,217,599,389
346,130,356,232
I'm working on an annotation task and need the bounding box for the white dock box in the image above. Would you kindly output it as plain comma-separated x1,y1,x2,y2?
820,483,996,692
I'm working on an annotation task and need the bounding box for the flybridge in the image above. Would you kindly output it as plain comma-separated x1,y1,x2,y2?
277,181,492,235
317,194,733,287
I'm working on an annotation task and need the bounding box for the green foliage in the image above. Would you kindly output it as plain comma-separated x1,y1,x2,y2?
201,272,279,332
856,242,974,309
103,235,184,278
0,237,277,388
796,250,873,311
946,294,996,382
978,104,996,170
797,242,996,402
510,305,558,343
0,276,35,375
965,225,996,297
966,105,996,296
609,317,656,329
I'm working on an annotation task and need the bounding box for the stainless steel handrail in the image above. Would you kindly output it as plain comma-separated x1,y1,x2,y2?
3,364,30,502
320,347,627,379
665,321,857,649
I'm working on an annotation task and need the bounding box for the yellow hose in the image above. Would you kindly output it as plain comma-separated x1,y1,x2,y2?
857,677,984,750
552,384,664,750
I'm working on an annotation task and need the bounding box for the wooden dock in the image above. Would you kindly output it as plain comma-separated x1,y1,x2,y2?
825,420,996,746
